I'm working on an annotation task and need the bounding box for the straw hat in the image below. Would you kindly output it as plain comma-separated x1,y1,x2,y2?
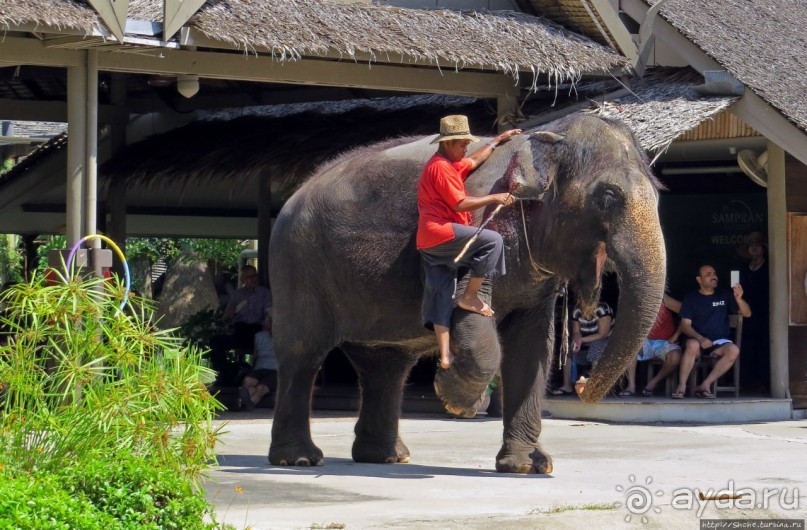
430,115,480,144
737,231,767,258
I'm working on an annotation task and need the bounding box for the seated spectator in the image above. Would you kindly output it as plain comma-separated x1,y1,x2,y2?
551,300,614,395
239,312,277,411
674,264,751,399
621,294,682,397
209,265,272,383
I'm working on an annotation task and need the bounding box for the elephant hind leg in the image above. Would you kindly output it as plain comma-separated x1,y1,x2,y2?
269,353,327,467
341,343,418,464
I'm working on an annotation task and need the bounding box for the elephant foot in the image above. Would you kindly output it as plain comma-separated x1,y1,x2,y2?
495,446,553,474
352,437,411,464
268,439,325,467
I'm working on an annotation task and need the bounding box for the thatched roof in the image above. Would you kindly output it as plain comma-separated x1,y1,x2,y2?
0,0,627,89
185,1,627,86
653,0,807,133
0,0,105,34
580,69,739,154
101,95,494,195
0,131,67,187
523,68,739,155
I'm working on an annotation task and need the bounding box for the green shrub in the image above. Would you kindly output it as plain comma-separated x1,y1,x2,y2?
0,470,117,529
0,272,224,481
59,452,216,529
0,453,219,530
0,270,227,527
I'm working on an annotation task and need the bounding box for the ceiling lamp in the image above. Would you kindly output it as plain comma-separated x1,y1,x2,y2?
176,74,199,99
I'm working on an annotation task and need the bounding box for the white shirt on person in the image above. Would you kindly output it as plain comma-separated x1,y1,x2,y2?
253,330,278,371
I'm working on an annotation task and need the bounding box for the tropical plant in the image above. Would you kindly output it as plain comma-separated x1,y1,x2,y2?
126,237,249,271
0,234,23,286
33,234,66,273
0,270,225,482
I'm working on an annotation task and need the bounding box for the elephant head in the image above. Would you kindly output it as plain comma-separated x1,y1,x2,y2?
529,115,666,402
435,114,666,411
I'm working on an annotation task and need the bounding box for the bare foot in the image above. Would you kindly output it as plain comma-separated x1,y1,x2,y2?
439,352,454,370
574,376,587,395
457,296,494,317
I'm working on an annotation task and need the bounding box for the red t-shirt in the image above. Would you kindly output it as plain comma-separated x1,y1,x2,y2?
648,303,676,340
416,154,474,249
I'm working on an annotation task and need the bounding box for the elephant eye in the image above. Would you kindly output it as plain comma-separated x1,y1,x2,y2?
593,184,623,213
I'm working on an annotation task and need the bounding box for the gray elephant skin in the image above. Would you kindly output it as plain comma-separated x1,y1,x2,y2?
268,114,666,474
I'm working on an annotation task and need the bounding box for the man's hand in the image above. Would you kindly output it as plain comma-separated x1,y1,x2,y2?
732,284,744,300
492,193,516,206
492,128,522,146
698,337,713,349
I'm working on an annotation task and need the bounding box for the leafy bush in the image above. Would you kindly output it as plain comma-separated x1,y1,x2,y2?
61,452,217,529
0,452,221,530
0,470,117,529
0,234,24,285
126,237,249,271
0,270,225,509
180,307,229,348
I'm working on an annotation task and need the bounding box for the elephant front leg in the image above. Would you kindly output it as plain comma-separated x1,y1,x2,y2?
342,345,418,463
496,297,557,474
268,358,324,467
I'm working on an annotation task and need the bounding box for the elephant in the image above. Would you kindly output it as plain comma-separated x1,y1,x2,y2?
267,113,666,474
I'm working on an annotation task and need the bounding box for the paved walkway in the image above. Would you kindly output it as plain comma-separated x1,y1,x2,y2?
206,410,807,529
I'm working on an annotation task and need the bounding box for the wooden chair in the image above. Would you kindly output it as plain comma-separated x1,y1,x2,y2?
645,357,676,397
688,315,742,398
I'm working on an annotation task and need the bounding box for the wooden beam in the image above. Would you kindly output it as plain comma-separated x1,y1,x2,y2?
87,0,128,42
95,46,514,98
732,91,807,171
0,37,84,67
0,36,513,97
164,0,206,41
585,0,638,63
620,0,722,74
0,98,128,124
633,0,671,77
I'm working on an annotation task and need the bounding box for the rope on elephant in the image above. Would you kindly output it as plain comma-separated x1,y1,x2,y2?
559,281,570,369
519,201,554,279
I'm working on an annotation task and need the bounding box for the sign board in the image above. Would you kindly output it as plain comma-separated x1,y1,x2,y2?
790,214,807,325
659,193,767,299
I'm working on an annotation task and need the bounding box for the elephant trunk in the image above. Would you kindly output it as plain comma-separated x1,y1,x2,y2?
579,187,666,403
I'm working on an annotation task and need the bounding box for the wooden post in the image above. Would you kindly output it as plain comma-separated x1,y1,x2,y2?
66,62,87,247
107,72,129,277
257,173,272,289
767,141,789,400
85,50,101,275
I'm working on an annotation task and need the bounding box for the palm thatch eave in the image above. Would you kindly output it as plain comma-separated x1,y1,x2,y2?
524,69,740,155
1,0,629,90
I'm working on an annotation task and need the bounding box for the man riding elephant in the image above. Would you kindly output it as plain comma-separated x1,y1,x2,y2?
268,113,666,474
417,115,520,369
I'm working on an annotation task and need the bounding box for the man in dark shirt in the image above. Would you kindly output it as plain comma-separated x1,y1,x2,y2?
674,264,751,398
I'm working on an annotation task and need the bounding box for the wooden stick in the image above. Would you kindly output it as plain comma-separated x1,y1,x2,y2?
453,202,505,264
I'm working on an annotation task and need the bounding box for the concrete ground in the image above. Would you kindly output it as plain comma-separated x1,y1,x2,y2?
206,410,807,529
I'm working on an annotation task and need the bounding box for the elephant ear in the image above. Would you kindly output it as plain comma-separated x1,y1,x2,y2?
521,131,565,194
530,131,565,144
